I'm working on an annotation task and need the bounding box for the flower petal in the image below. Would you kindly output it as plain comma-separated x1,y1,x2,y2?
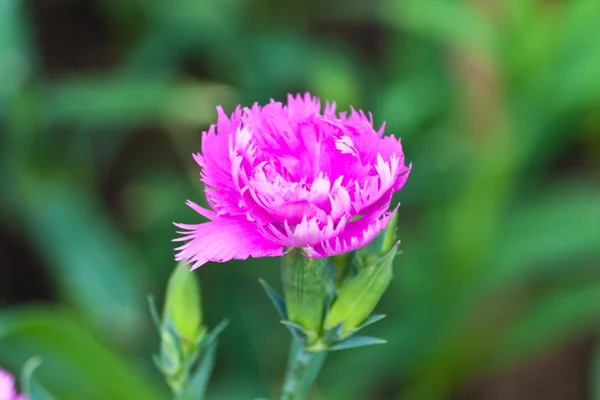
305,207,398,257
174,217,285,269
196,106,245,216
0,369,16,399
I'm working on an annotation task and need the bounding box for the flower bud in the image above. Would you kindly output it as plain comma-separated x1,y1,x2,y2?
324,243,398,338
163,261,202,349
281,248,328,339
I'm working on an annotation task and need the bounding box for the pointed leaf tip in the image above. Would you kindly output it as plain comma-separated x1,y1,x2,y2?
20,358,57,400
147,295,162,331
354,314,387,332
203,319,229,349
280,320,310,344
259,278,287,319
324,320,345,343
329,336,387,351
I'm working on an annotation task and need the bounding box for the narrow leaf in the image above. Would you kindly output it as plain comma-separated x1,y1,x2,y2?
20,358,57,400
324,244,397,336
354,314,387,333
202,319,229,350
185,339,219,400
147,295,162,331
259,279,287,319
0,307,169,400
329,336,387,351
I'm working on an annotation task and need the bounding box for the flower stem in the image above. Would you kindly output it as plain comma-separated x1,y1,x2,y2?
280,339,327,400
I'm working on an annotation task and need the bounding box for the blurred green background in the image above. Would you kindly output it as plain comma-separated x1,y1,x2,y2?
1,0,599,399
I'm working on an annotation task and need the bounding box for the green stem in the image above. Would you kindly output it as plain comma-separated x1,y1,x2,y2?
280,339,327,400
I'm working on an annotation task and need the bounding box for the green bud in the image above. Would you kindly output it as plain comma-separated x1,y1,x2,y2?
324,243,398,338
354,211,398,270
281,248,328,340
163,261,202,349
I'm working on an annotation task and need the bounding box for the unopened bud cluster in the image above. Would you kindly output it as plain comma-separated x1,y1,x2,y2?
262,212,402,352
151,262,227,400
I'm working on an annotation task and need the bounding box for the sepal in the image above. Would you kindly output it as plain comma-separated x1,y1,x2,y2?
281,248,328,334
150,263,228,400
281,320,312,344
354,314,387,333
261,246,395,352
329,336,387,351
323,320,344,344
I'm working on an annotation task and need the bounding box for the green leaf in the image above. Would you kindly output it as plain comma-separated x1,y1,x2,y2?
483,185,600,290
26,375,57,400
324,245,397,337
307,50,360,108
353,314,387,334
329,336,387,351
259,278,287,320
41,77,234,128
184,338,218,400
382,0,491,51
20,358,57,400
158,317,184,377
490,281,600,367
0,0,34,108
202,319,230,350
16,180,147,342
0,307,169,400
147,295,162,331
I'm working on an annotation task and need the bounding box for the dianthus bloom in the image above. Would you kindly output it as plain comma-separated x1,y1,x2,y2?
0,368,26,400
175,93,411,269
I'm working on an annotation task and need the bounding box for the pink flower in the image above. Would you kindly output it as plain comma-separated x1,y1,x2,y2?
175,93,411,269
0,368,26,400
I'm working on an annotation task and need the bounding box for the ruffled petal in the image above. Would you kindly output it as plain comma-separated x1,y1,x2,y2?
174,217,285,269
259,215,348,248
394,162,412,191
196,106,245,216
351,153,403,214
0,369,17,399
177,93,411,266
304,207,398,258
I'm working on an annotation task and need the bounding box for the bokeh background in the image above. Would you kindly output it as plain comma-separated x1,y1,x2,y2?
1,0,600,399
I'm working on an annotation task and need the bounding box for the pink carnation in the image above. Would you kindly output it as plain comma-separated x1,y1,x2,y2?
175,93,411,269
0,368,26,400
